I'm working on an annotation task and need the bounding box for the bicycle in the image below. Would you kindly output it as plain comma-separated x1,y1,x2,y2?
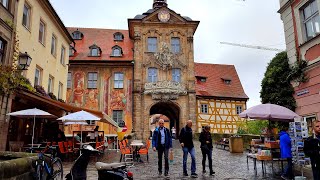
32,145,63,180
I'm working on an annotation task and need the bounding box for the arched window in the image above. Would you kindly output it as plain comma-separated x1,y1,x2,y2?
72,29,83,40
111,45,122,57
113,32,124,41
89,44,101,56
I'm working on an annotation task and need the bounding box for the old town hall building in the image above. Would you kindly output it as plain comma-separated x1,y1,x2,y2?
66,0,248,139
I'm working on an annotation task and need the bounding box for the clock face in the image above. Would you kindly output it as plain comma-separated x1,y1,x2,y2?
158,10,170,22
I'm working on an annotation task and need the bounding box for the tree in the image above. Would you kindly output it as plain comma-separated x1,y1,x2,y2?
260,51,296,111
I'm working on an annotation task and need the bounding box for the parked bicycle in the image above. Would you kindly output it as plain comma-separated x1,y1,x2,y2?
32,145,63,180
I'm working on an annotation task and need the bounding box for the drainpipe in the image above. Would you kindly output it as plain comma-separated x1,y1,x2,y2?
131,48,135,133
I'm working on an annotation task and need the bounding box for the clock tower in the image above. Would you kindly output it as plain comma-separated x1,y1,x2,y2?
128,0,199,139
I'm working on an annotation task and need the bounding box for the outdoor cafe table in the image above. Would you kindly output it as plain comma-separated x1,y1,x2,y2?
130,141,144,162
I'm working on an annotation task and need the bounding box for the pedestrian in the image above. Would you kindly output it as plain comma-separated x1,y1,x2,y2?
152,119,173,177
199,125,215,176
179,120,198,178
304,120,320,180
171,126,176,139
279,126,293,180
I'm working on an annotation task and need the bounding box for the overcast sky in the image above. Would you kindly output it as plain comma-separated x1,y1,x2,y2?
50,0,285,108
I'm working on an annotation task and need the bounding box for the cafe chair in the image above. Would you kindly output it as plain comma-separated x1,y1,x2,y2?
119,140,133,162
138,139,150,162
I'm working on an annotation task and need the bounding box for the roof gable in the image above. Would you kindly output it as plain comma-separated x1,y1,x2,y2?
142,7,187,23
195,63,249,99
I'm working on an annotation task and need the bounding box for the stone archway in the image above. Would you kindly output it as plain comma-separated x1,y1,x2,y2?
149,101,180,136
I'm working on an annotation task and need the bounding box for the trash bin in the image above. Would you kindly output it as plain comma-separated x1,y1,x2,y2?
229,136,243,153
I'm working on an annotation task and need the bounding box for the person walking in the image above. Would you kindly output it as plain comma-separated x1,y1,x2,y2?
179,120,198,178
152,119,172,177
279,127,293,180
304,120,320,180
171,126,176,139
199,125,215,176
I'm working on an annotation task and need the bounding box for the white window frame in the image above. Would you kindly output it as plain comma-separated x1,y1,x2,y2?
60,46,65,65
48,75,54,93
22,3,31,29
301,0,320,40
112,47,122,57
51,35,56,56
34,67,41,86
114,72,124,89
148,68,158,83
58,82,63,99
200,104,208,114
67,72,72,89
113,110,124,127
88,72,98,89
1,0,9,9
38,20,45,44
147,37,157,52
172,68,181,82
91,48,99,56
171,37,180,53
236,105,242,115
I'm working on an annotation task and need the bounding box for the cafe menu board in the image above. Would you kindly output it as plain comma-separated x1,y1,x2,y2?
289,122,311,166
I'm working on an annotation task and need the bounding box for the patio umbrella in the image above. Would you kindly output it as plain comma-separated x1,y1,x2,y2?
239,103,300,122
7,108,57,150
57,110,101,147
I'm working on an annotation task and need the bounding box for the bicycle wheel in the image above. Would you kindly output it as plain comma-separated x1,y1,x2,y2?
35,164,44,180
51,157,63,180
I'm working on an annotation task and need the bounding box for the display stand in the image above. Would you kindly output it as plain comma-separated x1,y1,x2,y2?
289,121,310,180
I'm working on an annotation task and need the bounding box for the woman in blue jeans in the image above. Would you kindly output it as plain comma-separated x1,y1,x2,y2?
199,125,215,175
179,120,198,178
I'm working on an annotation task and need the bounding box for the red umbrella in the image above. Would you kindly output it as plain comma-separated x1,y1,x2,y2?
239,103,300,122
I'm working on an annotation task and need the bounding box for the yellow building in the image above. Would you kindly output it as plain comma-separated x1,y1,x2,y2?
16,0,73,100
195,63,248,133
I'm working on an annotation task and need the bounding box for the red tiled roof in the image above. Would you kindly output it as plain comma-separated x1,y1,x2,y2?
195,63,249,99
67,27,133,61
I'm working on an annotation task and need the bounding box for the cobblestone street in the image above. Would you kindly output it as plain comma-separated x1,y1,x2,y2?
63,140,291,180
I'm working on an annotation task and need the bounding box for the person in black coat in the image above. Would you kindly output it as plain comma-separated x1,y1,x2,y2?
304,120,320,180
199,125,215,176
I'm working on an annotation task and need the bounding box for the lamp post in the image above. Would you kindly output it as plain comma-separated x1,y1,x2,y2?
18,52,32,70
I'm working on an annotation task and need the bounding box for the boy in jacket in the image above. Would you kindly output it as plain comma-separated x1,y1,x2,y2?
152,119,172,177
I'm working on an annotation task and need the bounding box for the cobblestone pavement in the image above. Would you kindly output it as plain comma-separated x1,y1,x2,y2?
63,140,295,180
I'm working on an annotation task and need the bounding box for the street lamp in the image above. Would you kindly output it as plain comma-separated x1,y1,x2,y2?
18,52,32,70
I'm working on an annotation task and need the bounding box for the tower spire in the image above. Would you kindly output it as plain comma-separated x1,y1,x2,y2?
153,0,167,9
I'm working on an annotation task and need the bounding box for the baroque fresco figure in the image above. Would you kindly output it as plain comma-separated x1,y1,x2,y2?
73,71,85,107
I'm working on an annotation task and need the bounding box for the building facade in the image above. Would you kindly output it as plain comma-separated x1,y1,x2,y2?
128,0,199,139
195,63,248,133
16,0,73,100
278,0,320,131
0,0,17,151
65,28,134,135
65,0,248,138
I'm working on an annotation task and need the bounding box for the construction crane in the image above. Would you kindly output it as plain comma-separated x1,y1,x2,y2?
220,42,284,52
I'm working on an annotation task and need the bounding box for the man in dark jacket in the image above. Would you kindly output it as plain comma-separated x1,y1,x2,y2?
304,120,320,180
279,127,293,180
199,125,215,175
179,120,198,178
152,119,172,177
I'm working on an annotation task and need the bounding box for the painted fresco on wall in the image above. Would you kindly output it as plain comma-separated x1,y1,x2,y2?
126,79,132,113
103,75,111,114
73,71,85,107
66,89,72,103
84,89,99,110
110,90,127,110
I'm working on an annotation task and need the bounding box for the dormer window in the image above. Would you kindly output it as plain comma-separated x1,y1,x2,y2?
72,29,83,40
114,32,124,41
111,45,123,57
196,76,207,82
221,77,232,85
69,45,76,56
89,44,101,56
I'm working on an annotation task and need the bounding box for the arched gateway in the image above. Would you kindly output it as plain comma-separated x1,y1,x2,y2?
150,101,180,136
